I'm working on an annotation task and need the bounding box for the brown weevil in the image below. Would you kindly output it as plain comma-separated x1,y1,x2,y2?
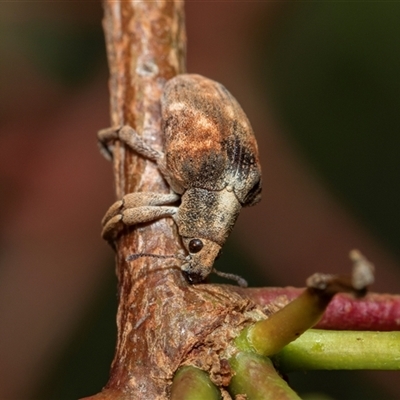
99,74,262,285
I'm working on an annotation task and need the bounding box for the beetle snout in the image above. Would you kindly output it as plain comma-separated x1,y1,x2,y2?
182,270,204,284
180,238,221,283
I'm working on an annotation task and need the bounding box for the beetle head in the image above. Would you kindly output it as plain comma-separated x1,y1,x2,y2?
180,237,221,283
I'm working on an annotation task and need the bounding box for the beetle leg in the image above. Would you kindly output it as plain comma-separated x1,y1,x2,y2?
102,192,179,241
121,205,177,226
97,126,119,160
102,192,179,225
102,206,178,241
98,125,163,162
98,125,176,192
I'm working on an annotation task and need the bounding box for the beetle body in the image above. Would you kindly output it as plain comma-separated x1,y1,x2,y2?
99,74,262,284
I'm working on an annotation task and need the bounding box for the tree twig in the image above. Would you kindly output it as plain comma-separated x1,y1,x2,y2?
82,2,263,399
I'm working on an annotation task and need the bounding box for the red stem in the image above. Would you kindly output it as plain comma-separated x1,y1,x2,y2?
237,287,400,331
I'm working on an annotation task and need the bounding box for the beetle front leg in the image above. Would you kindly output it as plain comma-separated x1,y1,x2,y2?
102,192,179,241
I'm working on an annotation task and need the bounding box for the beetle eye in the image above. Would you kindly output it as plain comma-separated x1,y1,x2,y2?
188,239,203,253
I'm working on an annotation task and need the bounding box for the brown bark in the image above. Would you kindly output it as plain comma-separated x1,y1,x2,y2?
82,2,264,399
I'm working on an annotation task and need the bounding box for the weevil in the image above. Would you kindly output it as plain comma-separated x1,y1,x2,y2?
99,74,262,285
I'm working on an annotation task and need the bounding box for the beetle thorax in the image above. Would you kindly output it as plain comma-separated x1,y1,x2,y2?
176,187,241,245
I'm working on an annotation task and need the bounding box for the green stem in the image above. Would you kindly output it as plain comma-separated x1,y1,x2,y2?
170,366,221,400
273,329,400,372
229,352,301,400
240,289,330,356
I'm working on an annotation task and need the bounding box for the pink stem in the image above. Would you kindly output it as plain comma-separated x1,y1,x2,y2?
241,287,400,331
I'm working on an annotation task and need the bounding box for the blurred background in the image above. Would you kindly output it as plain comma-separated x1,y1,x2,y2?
1,1,400,399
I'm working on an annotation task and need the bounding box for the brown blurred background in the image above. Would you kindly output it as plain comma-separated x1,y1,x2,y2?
1,2,400,399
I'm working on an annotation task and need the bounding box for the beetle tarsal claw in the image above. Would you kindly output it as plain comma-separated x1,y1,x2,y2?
97,126,122,160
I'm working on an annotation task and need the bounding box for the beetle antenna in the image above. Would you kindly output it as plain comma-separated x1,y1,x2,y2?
126,255,247,287
127,253,174,261
212,269,248,288
126,253,185,262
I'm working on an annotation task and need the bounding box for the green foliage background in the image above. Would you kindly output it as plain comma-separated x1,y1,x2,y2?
259,4,400,258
